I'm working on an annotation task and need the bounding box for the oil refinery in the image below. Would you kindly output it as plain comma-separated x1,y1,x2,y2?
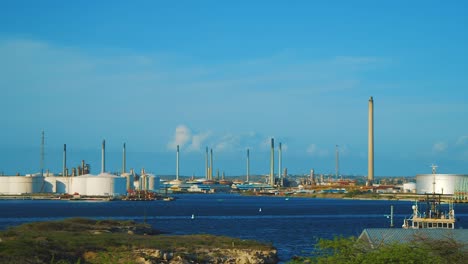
0,97,467,201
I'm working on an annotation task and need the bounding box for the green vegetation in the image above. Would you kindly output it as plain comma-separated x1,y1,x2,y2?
289,236,467,264
0,218,274,264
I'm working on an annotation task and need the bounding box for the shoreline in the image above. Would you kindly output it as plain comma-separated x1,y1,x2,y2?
1,192,467,203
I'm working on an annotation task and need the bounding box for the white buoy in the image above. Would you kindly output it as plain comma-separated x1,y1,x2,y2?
191,214,195,220
259,208,262,212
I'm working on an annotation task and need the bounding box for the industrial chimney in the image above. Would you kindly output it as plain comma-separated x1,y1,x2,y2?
278,142,282,187
246,149,250,183
101,140,106,174
176,145,180,180
270,138,275,187
63,144,67,176
205,147,208,179
210,148,213,180
122,143,126,174
368,97,374,186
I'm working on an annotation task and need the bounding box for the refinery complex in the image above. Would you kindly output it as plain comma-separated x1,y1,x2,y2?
0,97,467,201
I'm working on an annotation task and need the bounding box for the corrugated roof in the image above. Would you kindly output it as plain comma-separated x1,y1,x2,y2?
359,228,468,249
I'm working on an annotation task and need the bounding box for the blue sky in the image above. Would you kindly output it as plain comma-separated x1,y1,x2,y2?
1,1,467,177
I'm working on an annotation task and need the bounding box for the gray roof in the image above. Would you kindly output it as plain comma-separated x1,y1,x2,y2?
359,228,468,249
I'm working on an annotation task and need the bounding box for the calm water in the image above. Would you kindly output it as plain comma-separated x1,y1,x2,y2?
0,194,467,262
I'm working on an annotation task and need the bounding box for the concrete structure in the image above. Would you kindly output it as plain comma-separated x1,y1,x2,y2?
368,96,374,186
416,174,468,195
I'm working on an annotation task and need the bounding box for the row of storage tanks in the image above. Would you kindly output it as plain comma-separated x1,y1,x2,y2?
0,173,161,196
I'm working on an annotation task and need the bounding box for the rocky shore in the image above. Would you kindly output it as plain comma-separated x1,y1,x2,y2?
0,218,278,264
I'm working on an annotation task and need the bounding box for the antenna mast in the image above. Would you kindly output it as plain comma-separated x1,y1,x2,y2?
431,164,438,194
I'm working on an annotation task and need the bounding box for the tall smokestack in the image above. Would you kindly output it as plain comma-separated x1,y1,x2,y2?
210,148,213,180
246,149,250,183
63,144,67,176
278,142,282,187
122,143,126,174
101,140,105,174
176,145,179,180
335,145,339,180
270,138,275,187
368,96,374,186
205,147,208,179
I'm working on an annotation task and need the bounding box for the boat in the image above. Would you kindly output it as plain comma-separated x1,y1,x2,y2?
162,196,175,201
402,193,456,229
191,214,195,220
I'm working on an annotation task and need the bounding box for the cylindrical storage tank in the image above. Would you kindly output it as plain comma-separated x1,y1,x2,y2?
403,182,416,193
140,174,148,191
416,174,468,195
9,176,34,194
31,175,44,193
148,175,156,191
70,175,89,195
43,177,57,193
0,176,11,194
55,177,71,194
85,173,127,196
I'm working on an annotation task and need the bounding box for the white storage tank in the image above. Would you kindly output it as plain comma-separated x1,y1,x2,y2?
148,175,155,191
43,176,57,193
0,176,11,194
9,176,34,194
149,175,161,192
86,173,127,196
70,175,89,195
416,174,468,195
55,177,72,194
402,182,416,193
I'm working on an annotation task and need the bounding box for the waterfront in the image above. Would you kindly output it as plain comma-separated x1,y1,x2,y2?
1,194,467,262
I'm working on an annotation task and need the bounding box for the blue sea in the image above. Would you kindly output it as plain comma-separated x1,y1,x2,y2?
0,194,467,262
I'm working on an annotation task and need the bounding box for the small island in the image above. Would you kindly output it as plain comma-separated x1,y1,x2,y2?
0,218,278,264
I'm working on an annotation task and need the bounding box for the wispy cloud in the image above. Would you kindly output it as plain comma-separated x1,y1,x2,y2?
456,135,468,146
306,144,330,157
432,141,448,153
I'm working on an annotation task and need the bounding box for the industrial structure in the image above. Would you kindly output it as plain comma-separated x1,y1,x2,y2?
0,140,160,197
368,96,374,186
416,173,468,195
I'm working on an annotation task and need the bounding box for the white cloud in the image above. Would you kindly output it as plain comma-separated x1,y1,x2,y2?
167,125,192,149
432,141,448,153
187,131,211,152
